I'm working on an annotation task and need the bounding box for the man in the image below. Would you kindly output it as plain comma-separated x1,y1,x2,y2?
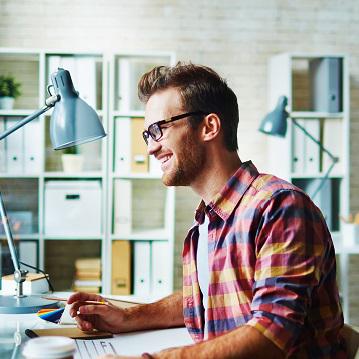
68,63,346,358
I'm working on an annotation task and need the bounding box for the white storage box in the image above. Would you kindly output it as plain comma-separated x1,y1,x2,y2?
44,180,102,236
2,273,49,295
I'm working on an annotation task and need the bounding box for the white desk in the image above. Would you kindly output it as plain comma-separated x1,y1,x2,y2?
0,309,193,358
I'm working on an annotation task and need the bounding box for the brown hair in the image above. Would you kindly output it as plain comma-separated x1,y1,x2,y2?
138,62,239,151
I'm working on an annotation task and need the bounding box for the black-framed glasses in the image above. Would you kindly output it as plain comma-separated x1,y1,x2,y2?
142,111,207,145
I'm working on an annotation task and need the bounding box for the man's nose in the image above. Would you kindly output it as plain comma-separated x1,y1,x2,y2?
147,137,161,156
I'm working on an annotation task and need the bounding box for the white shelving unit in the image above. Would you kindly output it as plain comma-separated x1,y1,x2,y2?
264,53,353,321
106,53,176,297
0,48,176,299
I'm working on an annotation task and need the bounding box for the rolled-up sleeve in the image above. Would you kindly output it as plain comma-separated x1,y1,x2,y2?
246,189,331,352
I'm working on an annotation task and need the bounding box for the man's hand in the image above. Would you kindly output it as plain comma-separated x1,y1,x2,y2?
68,291,183,335
68,292,128,333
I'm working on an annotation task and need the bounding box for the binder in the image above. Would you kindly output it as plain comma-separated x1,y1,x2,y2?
323,119,342,174
151,241,170,297
0,117,6,172
47,55,61,83
5,117,24,173
111,240,131,295
115,118,131,174
118,58,131,111
291,119,306,173
131,118,148,173
113,179,132,235
133,241,151,296
24,118,42,174
75,57,97,108
129,60,150,111
304,119,320,174
310,57,342,113
58,56,76,81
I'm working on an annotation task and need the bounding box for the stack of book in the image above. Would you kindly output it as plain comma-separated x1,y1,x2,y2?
73,258,102,293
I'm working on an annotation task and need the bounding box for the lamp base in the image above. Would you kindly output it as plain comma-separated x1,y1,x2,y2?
0,295,58,314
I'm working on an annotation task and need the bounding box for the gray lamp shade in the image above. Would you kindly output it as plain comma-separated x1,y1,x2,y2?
259,95,289,137
49,68,106,150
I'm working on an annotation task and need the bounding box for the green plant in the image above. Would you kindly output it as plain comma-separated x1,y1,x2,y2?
0,75,21,98
62,146,78,155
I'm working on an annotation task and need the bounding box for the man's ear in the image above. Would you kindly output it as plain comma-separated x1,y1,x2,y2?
201,113,221,143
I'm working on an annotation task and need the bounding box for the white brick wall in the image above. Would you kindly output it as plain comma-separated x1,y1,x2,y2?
1,0,359,313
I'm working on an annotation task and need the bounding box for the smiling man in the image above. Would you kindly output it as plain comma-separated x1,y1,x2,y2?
68,63,346,358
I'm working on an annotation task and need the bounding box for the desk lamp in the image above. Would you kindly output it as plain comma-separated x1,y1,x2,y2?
259,95,339,199
0,68,106,313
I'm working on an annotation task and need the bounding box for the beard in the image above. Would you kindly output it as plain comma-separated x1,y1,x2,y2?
162,133,206,187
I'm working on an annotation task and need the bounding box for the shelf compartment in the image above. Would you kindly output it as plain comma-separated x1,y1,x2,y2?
114,116,162,176
44,116,104,173
44,239,102,292
0,52,40,110
114,55,172,112
0,239,39,279
290,117,344,175
0,178,39,235
292,177,341,232
45,54,103,111
112,178,168,237
291,57,343,113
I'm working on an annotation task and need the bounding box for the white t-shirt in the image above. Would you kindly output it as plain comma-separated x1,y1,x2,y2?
196,214,210,338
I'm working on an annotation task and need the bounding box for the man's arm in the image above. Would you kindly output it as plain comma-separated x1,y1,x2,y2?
121,291,184,332
68,291,184,333
155,325,284,359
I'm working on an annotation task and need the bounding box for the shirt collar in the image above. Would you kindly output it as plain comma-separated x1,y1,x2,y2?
194,161,259,223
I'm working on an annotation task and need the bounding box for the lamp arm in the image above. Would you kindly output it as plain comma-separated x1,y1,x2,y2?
0,93,60,297
292,119,339,201
292,119,339,162
0,94,59,141
0,193,20,272
311,160,337,200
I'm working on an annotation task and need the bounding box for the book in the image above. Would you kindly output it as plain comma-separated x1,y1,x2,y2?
75,258,101,270
74,279,102,287
75,272,101,280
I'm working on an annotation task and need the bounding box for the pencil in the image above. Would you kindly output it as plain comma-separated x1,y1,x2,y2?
41,295,138,305
41,296,107,305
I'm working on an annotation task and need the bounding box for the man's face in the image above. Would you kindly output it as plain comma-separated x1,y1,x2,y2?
144,87,206,186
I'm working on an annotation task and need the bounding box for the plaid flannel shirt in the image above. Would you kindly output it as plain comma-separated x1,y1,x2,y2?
182,161,345,357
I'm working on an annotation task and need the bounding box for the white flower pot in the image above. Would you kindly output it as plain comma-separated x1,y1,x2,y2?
0,96,15,110
61,154,84,172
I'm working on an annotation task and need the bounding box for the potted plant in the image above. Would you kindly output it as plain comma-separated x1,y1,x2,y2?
0,75,21,110
61,146,84,172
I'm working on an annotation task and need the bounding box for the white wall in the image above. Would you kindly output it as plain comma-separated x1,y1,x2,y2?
1,1,358,200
